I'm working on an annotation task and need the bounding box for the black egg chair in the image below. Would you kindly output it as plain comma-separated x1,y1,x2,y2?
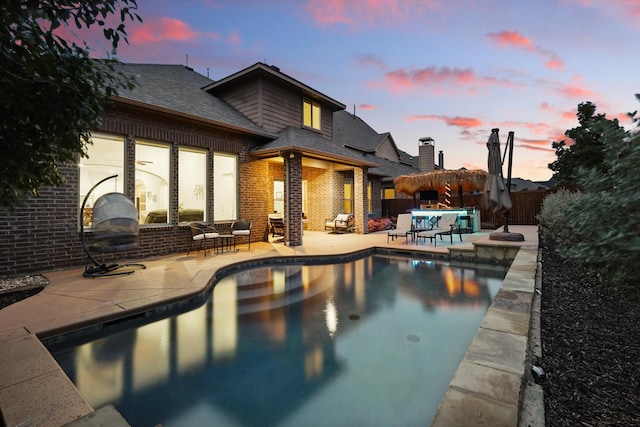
80,175,146,278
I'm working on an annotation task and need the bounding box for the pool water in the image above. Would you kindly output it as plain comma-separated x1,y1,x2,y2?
51,254,506,427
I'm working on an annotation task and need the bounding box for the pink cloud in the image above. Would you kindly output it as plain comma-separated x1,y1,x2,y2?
380,66,509,93
130,17,199,44
358,104,375,110
539,102,553,112
227,30,242,46
487,30,535,51
303,0,433,29
487,30,565,70
545,54,566,70
407,114,483,128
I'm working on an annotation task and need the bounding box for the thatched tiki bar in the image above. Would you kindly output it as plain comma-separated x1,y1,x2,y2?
393,169,488,233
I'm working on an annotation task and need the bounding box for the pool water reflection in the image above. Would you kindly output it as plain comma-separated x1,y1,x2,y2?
51,255,507,427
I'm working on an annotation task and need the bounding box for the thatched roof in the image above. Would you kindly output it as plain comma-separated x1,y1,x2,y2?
394,169,488,196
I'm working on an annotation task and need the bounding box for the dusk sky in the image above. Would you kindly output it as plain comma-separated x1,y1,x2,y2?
76,0,639,181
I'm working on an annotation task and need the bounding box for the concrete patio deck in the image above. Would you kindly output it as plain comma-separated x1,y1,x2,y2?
0,226,541,427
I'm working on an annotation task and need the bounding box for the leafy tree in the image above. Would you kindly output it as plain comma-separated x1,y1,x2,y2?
540,94,640,288
548,101,625,188
0,0,141,207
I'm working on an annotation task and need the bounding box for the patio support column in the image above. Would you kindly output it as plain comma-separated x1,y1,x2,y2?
354,167,368,234
284,151,303,246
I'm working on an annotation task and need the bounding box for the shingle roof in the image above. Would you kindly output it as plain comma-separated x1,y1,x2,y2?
252,127,379,167
204,62,346,111
333,110,390,153
364,153,420,182
111,63,275,138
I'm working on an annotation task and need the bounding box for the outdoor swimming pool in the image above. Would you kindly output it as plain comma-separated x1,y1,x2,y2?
50,254,507,427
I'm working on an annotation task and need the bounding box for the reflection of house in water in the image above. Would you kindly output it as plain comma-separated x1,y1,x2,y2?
53,256,505,426
394,258,497,310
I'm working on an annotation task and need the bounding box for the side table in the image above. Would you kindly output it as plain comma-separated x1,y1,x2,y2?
214,235,236,254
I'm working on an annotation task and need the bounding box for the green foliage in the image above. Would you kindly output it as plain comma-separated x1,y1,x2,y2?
539,95,640,288
0,0,141,207
548,101,624,187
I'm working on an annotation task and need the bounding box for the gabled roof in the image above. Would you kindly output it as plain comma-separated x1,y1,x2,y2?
364,153,420,182
333,111,402,158
203,62,346,111
251,127,379,168
110,63,275,138
398,150,419,169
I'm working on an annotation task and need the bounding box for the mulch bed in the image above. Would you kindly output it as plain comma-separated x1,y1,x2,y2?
540,241,640,426
0,287,44,310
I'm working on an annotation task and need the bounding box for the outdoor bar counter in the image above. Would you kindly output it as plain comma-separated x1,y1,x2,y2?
411,208,480,233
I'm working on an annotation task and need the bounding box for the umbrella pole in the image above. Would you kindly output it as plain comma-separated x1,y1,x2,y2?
503,131,515,233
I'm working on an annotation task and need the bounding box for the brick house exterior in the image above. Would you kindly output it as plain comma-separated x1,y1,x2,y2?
0,62,419,276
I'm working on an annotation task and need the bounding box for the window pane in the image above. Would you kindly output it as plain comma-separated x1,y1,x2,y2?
79,132,124,228
214,153,237,221
383,188,395,199
303,101,312,128
312,103,321,130
344,200,352,214
136,142,170,224
179,148,207,223
273,180,284,214
343,178,353,214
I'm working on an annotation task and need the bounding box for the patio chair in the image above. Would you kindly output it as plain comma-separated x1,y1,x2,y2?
79,175,146,277
416,213,462,246
325,214,355,233
187,222,219,256
268,215,285,239
231,219,252,250
387,213,413,243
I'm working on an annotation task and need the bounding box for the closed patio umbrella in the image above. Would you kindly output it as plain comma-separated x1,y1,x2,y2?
482,128,512,213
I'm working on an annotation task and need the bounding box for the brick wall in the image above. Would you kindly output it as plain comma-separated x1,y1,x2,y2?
0,106,269,277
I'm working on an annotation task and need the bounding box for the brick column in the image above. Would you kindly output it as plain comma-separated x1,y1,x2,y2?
284,152,303,246
354,167,368,234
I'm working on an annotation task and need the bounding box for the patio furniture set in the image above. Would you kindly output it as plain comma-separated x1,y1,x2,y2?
387,212,464,246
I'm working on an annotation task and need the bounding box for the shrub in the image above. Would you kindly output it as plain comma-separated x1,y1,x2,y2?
541,99,640,288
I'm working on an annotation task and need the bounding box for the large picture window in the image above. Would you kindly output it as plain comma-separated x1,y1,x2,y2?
79,132,124,227
213,152,237,222
135,141,170,224
179,148,207,223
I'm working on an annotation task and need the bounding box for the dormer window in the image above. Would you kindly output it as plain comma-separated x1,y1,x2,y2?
303,99,321,130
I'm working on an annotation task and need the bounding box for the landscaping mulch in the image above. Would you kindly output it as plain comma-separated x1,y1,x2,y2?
540,241,640,426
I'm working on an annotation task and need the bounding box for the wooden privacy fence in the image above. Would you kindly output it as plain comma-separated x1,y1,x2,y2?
381,189,549,226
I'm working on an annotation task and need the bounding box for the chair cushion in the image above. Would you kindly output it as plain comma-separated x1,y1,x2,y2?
193,232,219,241
336,214,350,222
232,230,250,236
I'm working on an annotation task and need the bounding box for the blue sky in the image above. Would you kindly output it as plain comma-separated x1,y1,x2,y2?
76,0,640,181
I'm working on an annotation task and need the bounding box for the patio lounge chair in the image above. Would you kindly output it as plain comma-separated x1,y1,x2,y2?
325,214,355,233
387,213,413,243
416,213,462,246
